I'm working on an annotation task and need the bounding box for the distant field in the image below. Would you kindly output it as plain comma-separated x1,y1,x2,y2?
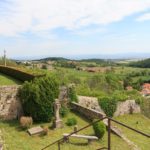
114,66,150,74
117,59,141,64
0,73,21,85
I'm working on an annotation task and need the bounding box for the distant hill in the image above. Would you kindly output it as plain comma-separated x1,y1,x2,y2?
34,57,116,67
129,58,150,68
37,57,111,63
37,57,70,62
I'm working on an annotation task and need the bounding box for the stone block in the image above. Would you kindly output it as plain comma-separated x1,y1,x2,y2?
28,126,44,136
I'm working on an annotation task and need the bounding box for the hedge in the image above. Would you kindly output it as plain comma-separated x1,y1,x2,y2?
0,65,45,82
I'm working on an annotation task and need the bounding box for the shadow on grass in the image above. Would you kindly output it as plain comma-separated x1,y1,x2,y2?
0,72,22,85
0,119,28,132
69,141,88,146
63,138,89,146
70,110,91,124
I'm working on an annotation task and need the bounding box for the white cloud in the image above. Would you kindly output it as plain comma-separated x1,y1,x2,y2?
0,0,150,37
73,27,107,36
136,13,150,22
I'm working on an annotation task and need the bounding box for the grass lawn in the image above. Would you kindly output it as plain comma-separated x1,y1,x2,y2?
0,73,21,85
0,112,132,150
113,114,150,150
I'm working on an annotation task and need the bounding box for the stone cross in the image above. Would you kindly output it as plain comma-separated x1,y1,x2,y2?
53,99,63,128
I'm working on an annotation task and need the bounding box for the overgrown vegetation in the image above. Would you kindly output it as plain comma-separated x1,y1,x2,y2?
99,96,117,117
19,75,59,122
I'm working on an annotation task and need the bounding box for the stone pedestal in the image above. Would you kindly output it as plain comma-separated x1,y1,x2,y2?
54,119,63,128
53,99,63,128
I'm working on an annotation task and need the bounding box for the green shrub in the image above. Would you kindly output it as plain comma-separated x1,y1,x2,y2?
98,96,117,117
68,85,78,102
60,106,69,117
66,118,77,126
19,75,59,122
93,120,106,139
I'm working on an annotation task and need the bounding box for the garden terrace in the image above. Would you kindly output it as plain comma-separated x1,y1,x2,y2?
0,65,45,82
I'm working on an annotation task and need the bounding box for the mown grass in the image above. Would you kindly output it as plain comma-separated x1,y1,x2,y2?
113,114,150,150
0,73,21,85
0,112,132,150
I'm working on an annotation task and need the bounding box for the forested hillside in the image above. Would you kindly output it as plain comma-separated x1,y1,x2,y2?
129,58,150,68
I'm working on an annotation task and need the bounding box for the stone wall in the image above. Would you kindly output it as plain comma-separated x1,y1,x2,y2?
78,96,141,117
70,102,105,121
0,85,23,120
78,96,104,113
114,100,141,117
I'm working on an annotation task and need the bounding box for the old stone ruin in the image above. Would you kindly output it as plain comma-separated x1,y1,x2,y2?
0,85,23,120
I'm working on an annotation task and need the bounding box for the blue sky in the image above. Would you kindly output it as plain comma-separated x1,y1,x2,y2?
0,0,150,59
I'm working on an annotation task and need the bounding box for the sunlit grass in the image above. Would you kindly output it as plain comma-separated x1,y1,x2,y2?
0,112,132,150
0,73,21,85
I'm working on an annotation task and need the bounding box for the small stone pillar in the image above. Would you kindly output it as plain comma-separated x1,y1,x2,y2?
53,99,63,128
74,125,78,134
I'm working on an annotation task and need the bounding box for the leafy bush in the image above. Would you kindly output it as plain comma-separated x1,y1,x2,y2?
60,106,69,117
68,85,78,102
66,118,77,126
93,120,106,139
19,75,59,122
20,116,33,129
98,96,117,117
